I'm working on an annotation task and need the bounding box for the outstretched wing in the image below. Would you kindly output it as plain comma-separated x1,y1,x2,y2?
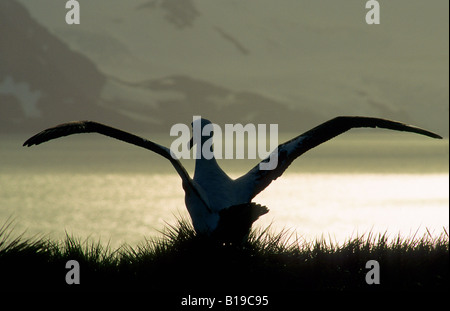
23,120,174,159
236,116,442,200
23,120,212,211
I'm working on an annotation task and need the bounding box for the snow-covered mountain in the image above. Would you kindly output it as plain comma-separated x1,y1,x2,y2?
2,0,448,135
0,0,139,133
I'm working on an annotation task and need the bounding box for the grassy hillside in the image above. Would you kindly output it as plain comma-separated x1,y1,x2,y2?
0,218,448,293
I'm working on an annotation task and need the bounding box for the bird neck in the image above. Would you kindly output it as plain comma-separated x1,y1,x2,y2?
193,146,233,184
194,153,220,174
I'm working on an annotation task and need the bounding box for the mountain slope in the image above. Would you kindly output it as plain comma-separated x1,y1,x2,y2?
0,0,136,133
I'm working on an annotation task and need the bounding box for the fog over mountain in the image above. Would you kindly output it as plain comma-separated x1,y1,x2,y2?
1,0,448,135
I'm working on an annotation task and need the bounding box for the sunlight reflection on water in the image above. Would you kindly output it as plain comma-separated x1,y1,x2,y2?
254,173,449,243
1,172,448,247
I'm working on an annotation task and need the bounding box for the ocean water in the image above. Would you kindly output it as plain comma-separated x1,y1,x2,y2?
1,132,448,248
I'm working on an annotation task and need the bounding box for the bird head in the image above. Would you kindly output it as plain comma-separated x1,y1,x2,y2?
188,117,214,150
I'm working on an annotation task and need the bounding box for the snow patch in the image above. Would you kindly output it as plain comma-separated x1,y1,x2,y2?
0,76,43,118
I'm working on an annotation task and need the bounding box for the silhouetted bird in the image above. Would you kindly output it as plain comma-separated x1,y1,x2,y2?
24,116,442,242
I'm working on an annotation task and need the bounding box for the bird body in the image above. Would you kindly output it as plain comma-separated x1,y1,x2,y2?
23,116,442,240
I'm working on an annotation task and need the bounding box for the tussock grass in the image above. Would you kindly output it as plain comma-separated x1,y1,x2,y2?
0,219,448,292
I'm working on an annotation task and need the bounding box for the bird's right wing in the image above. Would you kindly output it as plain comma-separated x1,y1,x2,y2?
24,120,174,158
23,120,212,212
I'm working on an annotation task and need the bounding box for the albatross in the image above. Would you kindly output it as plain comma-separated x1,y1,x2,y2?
23,116,442,241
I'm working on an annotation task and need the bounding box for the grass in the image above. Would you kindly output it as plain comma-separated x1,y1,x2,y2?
0,218,448,292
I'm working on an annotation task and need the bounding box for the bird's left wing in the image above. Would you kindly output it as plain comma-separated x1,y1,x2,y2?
235,116,442,200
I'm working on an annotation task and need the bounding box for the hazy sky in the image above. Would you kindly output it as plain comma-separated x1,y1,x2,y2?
11,0,450,135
